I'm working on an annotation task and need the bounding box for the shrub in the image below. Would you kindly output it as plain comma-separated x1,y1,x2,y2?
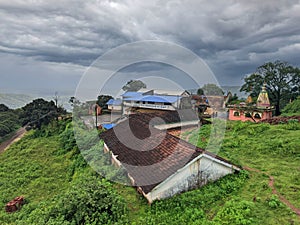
214,199,254,224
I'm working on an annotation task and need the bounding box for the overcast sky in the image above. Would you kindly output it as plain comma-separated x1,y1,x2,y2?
1,0,300,96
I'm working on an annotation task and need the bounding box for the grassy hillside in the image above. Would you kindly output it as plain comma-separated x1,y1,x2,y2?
184,120,300,224
0,119,299,224
0,120,126,225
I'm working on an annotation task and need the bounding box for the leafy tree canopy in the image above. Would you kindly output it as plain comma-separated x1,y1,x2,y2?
281,96,300,115
197,88,204,95
0,104,10,112
122,80,146,92
240,61,300,115
20,98,66,129
0,104,20,138
96,95,113,108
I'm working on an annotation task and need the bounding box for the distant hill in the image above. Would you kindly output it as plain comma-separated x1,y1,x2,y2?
0,93,72,111
188,86,248,98
0,93,33,109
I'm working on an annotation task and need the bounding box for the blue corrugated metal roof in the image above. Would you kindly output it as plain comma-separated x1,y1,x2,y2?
124,95,180,103
106,99,114,105
106,99,122,105
102,123,116,130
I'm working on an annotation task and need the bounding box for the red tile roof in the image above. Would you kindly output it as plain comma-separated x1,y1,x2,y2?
100,111,237,194
100,112,203,193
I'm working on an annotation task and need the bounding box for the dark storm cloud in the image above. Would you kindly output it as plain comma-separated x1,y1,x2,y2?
0,0,300,89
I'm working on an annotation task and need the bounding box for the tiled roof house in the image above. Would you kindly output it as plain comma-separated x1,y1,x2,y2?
100,110,240,203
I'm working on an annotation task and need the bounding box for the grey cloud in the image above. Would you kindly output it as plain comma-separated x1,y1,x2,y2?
0,0,300,91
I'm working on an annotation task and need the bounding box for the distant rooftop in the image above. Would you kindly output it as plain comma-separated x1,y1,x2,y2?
124,95,180,103
106,99,122,106
122,91,144,98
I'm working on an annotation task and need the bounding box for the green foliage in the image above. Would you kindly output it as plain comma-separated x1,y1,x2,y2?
96,95,113,109
240,60,300,115
0,120,128,225
284,119,300,130
197,88,204,95
266,195,283,209
227,93,240,105
48,176,127,225
1,115,300,224
0,104,20,139
214,199,254,225
135,171,249,225
20,98,66,129
0,103,10,112
281,96,300,116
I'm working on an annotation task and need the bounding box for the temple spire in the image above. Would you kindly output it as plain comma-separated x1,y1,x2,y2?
257,82,270,108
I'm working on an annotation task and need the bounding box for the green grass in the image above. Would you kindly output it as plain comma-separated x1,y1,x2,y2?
0,120,299,224
0,131,73,223
185,120,300,224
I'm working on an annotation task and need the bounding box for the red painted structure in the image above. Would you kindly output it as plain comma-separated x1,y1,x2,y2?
228,107,273,122
5,196,24,213
228,83,274,122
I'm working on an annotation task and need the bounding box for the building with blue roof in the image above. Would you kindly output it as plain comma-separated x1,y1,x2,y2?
121,89,191,114
106,98,122,111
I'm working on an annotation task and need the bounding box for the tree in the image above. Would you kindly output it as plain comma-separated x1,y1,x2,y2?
240,61,300,115
122,80,146,92
201,84,224,96
281,96,300,116
52,176,126,224
197,88,204,95
69,97,81,107
96,95,113,109
20,98,66,129
0,104,21,138
227,93,239,105
0,104,9,112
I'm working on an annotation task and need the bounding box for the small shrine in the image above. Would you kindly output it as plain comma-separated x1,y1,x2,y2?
228,83,274,122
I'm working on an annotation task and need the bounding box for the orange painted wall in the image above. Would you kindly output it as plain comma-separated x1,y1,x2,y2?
228,109,272,122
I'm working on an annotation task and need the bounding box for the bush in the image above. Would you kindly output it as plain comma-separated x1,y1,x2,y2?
214,199,254,224
266,195,283,209
50,176,127,224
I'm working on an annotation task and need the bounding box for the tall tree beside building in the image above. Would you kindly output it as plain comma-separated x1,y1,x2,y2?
240,61,300,116
122,80,146,92
96,95,113,109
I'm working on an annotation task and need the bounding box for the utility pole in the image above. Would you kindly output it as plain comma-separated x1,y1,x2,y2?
95,104,98,128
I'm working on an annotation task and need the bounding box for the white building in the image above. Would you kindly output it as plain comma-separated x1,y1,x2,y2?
121,89,191,114
106,99,122,111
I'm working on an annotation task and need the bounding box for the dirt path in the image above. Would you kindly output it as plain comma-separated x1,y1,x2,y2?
0,127,27,154
243,166,300,217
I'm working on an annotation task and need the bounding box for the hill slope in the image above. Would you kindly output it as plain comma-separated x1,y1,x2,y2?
0,120,299,224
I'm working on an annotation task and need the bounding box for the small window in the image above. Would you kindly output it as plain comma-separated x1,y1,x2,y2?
147,101,155,104
245,112,252,118
233,111,240,117
164,102,172,106
254,113,261,119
